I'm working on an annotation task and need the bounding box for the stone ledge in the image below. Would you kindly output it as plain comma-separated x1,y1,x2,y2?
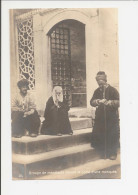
12,128,92,155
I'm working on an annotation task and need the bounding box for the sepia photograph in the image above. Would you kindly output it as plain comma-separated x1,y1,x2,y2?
10,8,120,180
2,0,138,194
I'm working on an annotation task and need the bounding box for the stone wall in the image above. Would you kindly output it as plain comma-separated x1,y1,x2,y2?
10,8,119,113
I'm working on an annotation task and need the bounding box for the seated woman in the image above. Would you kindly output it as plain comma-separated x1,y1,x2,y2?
41,86,73,136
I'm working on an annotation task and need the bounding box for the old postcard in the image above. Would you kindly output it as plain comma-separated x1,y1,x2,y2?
10,8,120,180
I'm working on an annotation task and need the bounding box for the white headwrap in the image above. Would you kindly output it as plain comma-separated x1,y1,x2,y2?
52,86,63,107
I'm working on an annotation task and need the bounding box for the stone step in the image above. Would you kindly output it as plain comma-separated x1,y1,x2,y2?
70,117,92,130
39,108,95,119
68,107,95,119
39,117,92,132
12,128,92,154
12,143,99,179
35,154,120,180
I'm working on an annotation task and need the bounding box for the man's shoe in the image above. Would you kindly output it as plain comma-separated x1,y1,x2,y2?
25,129,29,136
69,132,73,135
13,135,22,138
57,133,62,136
30,133,37,137
109,154,117,160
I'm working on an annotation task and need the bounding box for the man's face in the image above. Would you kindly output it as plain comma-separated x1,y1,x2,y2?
56,91,62,98
20,85,28,95
97,79,106,88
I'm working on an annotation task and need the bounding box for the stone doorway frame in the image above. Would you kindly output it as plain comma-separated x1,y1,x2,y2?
32,9,100,111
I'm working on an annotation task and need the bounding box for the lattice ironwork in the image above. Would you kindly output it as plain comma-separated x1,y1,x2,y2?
17,18,35,90
50,25,71,105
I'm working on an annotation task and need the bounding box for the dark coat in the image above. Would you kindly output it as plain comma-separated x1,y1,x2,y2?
41,96,73,135
90,85,120,156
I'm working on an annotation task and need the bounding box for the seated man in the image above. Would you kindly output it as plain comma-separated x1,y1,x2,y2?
11,79,40,138
41,86,73,136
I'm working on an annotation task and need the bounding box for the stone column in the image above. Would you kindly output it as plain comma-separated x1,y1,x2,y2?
33,13,46,114
33,13,53,114
10,10,19,98
85,16,100,108
41,31,52,102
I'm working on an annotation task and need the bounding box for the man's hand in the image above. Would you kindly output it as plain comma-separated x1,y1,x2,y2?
54,99,61,108
23,109,34,117
98,99,113,106
23,112,28,117
104,100,112,106
18,108,25,112
99,99,107,105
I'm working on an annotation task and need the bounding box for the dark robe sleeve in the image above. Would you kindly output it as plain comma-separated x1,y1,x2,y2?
90,90,100,107
113,88,119,100
58,99,70,111
109,87,120,108
41,97,57,133
44,97,55,119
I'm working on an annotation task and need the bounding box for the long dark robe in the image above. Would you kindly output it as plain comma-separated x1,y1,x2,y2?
90,85,120,157
41,97,73,135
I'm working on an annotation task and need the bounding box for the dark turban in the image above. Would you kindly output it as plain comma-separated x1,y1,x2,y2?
17,79,29,89
96,71,107,82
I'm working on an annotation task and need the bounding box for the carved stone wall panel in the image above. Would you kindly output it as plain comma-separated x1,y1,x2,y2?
17,18,35,90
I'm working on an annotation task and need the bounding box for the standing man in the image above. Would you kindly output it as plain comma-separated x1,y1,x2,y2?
90,71,120,160
11,79,40,138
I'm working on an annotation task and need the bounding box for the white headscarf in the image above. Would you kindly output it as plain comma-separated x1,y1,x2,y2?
52,86,63,107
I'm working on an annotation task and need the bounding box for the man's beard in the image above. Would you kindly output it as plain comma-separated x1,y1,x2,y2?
56,94,63,102
53,93,63,107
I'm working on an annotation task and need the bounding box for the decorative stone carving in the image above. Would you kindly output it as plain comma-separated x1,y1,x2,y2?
17,18,35,89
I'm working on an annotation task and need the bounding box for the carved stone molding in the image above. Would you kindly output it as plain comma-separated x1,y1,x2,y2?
15,9,62,22
15,8,99,22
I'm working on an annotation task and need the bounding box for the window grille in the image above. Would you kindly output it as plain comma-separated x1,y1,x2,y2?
17,18,35,90
50,25,71,105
